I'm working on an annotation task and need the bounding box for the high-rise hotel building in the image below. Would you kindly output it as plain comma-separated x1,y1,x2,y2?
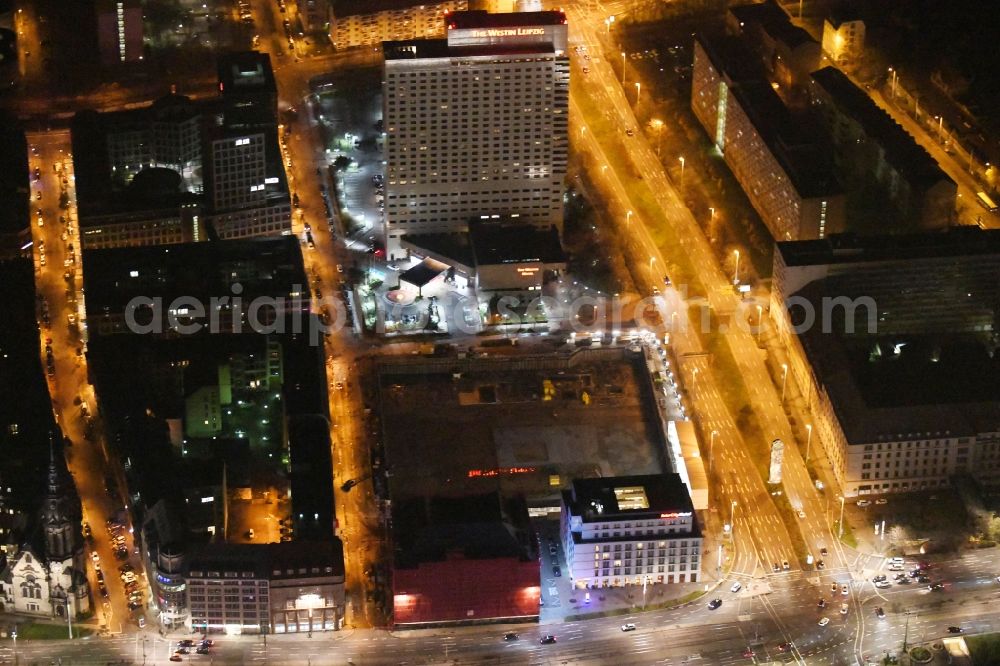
382,10,569,259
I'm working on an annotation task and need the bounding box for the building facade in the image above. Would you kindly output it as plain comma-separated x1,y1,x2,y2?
382,10,569,259
329,0,467,50
809,67,956,229
770,230,1000,497
692,34,844,241
186,541,344,634
821,14,865,65
560,474,701,589
96,0,143,66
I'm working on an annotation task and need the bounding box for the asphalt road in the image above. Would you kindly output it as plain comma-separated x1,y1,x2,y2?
28,129,146,633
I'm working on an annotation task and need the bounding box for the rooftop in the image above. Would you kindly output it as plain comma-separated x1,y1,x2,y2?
446,10,566,30
377,349,669,503
776,228,1000,267
399,257,449,288
82,236,306,318
810,67,952,190
217,52,276,95
470,222,565,265
564,474,694,523
186,540,345,579
729,0,817,50
384,39,556,61
697,34,841,199
0,112,27,236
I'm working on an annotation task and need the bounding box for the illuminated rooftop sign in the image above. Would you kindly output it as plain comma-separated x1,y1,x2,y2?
469,28,546,38
659,512,693,519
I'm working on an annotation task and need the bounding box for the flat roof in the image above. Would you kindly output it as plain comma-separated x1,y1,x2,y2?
729,0,816,50
792,284,1000,444
187,540,345,579
777,228,1000,268
82,236,306,315
217,51,276,95
384,39,556,61
564,474,694,522
811,67,952,190
377,349,669,502
470,223,565,266
446,10,566,30
697,34,840,199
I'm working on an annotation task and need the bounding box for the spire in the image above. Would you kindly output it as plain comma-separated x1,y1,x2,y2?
47,433,66,498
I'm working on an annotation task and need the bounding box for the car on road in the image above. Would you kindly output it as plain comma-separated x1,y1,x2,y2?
856,499,871,507
875,498,888,505
341,479,357,492
831,582,839,593
820,547,828,556
742,648,755,658
948,626,963,634
776,642,791,653
840,603,849,615
730,581,742,593
817,599,826,608
873,575,887,583
797,510,806,518
178,640,195,648
876,607,886,619
552,566,561,577
707,598,722,610
897,577,912,585
625,128,635,136
196,646,210,655
841,584,849,596
928,583,944,591
503,632,518,641
782,560,790,571
169,656,182,663
540,635,557,644
336,264,344,273
621,623,636,632
818,617,830,627
816,560,825,570
773,563,781,573
875,580,891,589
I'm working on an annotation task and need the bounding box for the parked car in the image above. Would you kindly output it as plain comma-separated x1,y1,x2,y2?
621,623,637,632
818,617,830,627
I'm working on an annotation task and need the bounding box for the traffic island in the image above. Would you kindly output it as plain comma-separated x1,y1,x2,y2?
908,645,932,663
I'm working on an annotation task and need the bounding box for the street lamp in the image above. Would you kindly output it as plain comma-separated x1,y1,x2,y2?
678,156,685,186
756,304,763,342
626,210,633,227
709,430,718,476
838,496,846,539
709,207,715,223
621,51,627,85
888,67,898,98
732,249,740,285
649,256,656,269
805,424,813,463
650,118,664,156
780,363,788,403
634,82,641,104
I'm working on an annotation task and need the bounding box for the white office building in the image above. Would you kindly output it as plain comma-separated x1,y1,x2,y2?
560,474,702,589
381,10,569,259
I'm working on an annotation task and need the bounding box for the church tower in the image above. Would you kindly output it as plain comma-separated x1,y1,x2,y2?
39,444,77,563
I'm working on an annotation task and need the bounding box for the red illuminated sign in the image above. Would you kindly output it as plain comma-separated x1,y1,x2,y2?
467,467,537,478
659,512,693,519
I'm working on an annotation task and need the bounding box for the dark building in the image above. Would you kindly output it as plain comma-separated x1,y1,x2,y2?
288,415,335,541
81,236,308,337
0,112,29,261
186,540,345,634
217,52,278,132
392,493,539,626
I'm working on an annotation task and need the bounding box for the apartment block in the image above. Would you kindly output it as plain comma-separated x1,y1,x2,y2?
561,474,701,588
770,229,1000,497
692,34,844,241
329,0,467,50
809,67,956,228
382,10,569,258
821,11,865,65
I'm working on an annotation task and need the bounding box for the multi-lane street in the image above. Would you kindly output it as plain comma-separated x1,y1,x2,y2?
28,129,145,634
6,550,1000,664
